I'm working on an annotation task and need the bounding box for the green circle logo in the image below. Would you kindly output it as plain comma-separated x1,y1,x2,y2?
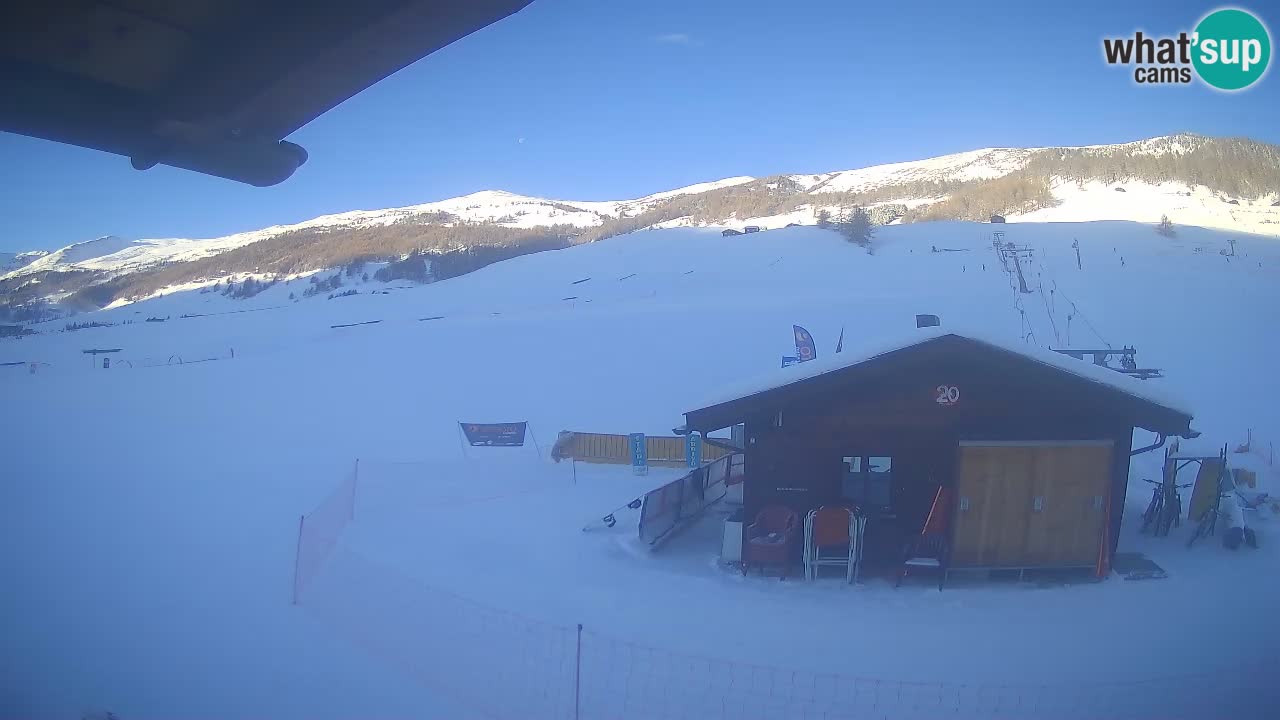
1192,8,1271,90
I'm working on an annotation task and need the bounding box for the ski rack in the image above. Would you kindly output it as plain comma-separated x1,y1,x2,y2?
1167,444,1229,539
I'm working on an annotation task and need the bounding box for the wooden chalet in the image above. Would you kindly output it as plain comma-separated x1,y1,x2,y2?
683,329,1195,578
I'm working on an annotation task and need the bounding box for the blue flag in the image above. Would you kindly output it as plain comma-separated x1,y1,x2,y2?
629,433,648,475
685,432,703,468
793,325,817,362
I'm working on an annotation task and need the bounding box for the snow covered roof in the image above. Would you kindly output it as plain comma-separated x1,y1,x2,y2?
687,325,1194,431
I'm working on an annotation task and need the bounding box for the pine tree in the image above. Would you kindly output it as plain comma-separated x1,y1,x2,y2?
1156,214,1176,238
839,207,875,249
816,209,832,228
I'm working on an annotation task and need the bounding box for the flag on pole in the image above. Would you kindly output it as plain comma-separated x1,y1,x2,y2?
793,325,817,362
835,326,844,354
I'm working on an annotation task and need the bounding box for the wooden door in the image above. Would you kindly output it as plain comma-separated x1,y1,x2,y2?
952,445,1035,567
1024,444,1112,566
953,442,1112,569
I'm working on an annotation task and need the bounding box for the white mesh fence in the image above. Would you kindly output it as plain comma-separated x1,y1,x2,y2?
292,464,356,603
578,629,1271,720
304,546,578,720
294,458,1277,719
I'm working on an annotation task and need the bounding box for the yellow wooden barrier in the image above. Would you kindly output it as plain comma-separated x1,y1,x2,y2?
560,431,731,467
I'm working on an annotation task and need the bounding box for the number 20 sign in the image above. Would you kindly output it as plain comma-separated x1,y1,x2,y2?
935,385,960,406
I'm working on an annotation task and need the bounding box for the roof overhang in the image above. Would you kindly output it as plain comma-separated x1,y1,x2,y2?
685,333,1195,439
0,0,530,186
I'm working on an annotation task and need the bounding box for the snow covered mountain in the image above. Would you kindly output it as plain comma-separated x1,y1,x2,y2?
782,134,1223,195
0,249,49,274
787,146,1039,194
2,133,1277,317
15,235,138,274
0,178,756,282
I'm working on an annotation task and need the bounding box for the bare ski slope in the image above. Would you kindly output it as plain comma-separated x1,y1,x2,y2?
2,221,1278,718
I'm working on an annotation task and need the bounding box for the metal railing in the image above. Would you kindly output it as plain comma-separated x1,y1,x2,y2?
638,452,743,547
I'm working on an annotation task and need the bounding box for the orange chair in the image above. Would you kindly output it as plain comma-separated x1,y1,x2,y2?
742,505,799,579
804,506,865,583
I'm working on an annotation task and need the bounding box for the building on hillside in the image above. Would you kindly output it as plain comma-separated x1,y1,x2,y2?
721,229,743,237
989,214,1006,224
682,328,1194,583
744,225,762,233
0,324,32,338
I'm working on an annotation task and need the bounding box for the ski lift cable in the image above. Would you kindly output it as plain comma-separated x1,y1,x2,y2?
1036,250,1110,349
1013,242,1055,349
1035,274,1061,345
993,235,1046,349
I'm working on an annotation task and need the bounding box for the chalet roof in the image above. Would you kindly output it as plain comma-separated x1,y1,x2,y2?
685,326,1194,437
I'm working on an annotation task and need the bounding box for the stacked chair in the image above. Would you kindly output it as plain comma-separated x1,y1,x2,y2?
802,506,866,583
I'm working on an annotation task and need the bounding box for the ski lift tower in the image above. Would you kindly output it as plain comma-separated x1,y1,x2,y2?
993,232,1035,294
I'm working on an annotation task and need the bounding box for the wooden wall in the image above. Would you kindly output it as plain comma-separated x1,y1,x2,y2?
730,347,1147,570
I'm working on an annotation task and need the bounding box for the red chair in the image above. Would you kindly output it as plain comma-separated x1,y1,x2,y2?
742,505,799,579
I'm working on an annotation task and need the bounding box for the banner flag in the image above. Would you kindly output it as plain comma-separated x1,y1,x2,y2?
629,432,648,475
459,422,528,447
793,325,817,362
685,432,703,468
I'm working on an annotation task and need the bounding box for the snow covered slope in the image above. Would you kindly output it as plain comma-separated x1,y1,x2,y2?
0,250,48,273
791,147,1038,193
1015,179,1280,235
3,221,1278,718
11,237,144,277
786,135,1244,196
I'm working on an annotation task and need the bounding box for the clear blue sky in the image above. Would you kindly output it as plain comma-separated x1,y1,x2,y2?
2,0,1277,252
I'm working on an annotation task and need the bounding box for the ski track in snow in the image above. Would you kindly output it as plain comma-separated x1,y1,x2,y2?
3,221,1279,719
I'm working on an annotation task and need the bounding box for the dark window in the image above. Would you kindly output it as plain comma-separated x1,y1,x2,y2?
841,455,893,509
